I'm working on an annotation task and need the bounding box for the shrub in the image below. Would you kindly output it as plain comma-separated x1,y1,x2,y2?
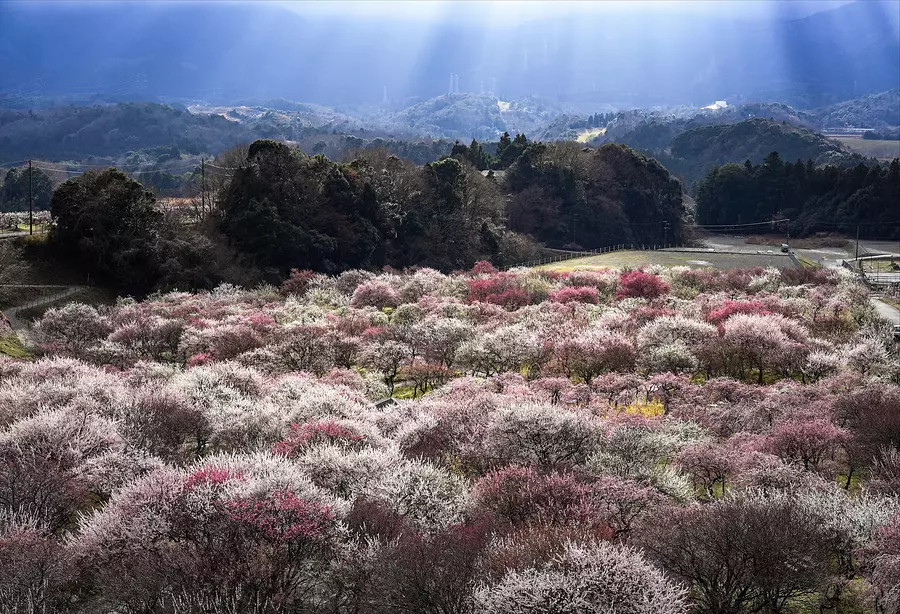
473,541,689,614
34,303,111,356
484,404,598,469
273,420,367,457
616,271,669,300
350,280,400,309
549,286,600,305
280,268,318,297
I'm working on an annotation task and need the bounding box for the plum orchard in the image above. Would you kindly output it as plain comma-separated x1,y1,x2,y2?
1,262,898,613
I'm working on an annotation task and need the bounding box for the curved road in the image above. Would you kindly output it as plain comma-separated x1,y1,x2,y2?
700,235,900,323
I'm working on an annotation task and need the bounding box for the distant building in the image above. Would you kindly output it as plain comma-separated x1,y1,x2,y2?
703,100,728,110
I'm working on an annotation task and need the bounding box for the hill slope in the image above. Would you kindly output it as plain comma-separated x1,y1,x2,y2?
661,119,863,185
0,103,256,161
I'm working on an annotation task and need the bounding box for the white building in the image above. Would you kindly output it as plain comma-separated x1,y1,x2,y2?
703,100,728,111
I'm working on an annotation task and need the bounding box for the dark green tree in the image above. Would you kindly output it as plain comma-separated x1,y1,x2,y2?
50,168,163,292
218,140,385,276
495,132,528,169
1,166,53,212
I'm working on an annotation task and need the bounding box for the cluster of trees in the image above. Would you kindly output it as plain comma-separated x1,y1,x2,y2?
0,165,52,212
504,142,684,249
217,139,529,276
438,134,687,250
659,118,865,186
449,132,528,171
696,153,900,238
814,88,900,129
2,262,898,612
564,112,619,131
48,168,254,294
863,128,900,141
43,136,688,294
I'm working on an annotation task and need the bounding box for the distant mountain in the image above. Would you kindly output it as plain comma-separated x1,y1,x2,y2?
394,94,569,141
0,1,897,108
658,118,864,186
812,88,900,128
0,103,255,161
398,95,508,141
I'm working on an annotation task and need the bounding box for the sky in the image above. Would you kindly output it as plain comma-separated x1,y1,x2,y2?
284,0,859,24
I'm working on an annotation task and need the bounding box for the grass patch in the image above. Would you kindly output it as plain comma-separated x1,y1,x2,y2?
834,137,900,160
621,399,665,418
0,285,67,309
392,385,419,400
0,334,30,359
881,296,900,311
861,259,899,273
13,287,114,323
795,254,819,269
16,224,50,233
537,250,796,271
745,234,848,249
576,127,606,143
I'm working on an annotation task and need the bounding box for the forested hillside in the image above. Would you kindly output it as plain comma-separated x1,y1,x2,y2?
0,103,255,161
503,142,684,249
39,138,684,294
696,153,900,238
813,87,900,128
657,119,863,186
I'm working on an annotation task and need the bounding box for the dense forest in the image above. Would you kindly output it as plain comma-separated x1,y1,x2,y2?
40,137,685,295
609,118,865,186
696,153,900,238
501,140,683,249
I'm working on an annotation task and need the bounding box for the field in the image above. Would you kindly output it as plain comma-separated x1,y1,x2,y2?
860,257,900,273
537,249,797,271
1,262,899,613
833,136,900,160
576,127,606,142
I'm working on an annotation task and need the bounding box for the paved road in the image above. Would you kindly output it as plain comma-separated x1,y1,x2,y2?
0,231,29,241
872,296,900,324
700,236,899,270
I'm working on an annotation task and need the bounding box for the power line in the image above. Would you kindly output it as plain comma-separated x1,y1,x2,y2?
694,218,790,229
29,159,201,168
32,164,200,175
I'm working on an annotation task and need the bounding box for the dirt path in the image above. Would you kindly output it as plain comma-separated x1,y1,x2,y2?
2,285,85,346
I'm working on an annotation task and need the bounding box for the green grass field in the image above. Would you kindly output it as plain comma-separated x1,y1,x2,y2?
16,223,49,233
0,334,29,359
860,258,900,273
834,137,900,160
537,250,797,272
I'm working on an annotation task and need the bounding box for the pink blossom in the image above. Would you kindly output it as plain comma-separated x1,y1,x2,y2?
222,489,335,542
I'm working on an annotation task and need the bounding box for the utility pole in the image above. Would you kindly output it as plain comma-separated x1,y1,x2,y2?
855,224,860,260
663,221,670,247
201,158,206,219
28,159,33,235
572,213,577,245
